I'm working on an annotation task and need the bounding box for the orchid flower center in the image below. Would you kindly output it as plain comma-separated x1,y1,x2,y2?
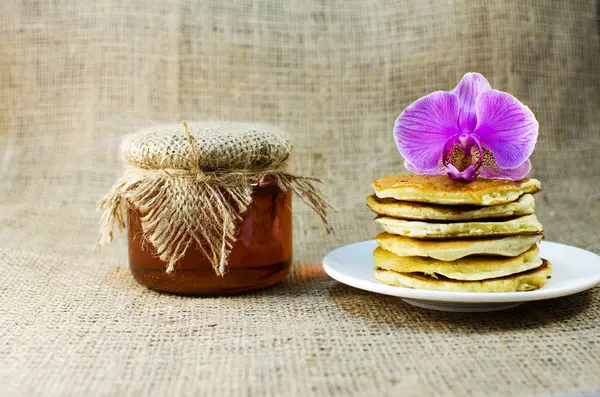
442,133,483,181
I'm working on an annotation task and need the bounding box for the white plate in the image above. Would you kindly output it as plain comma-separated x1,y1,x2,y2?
323,240,600,312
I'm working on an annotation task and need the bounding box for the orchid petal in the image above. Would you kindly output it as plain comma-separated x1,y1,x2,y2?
479,152,532,180
474,90,538,169
451,72,492,133
394,91,460,171
404,160,445,175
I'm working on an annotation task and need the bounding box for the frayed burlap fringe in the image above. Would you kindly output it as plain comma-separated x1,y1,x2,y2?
96,166,333,275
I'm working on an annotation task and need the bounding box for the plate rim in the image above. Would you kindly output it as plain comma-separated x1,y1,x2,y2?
322,240,600,303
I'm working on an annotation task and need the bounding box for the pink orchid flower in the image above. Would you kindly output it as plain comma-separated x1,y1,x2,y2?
394,73,538,181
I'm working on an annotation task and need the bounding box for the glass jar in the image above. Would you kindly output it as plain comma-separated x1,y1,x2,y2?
127,181,292,295
97,122,329,296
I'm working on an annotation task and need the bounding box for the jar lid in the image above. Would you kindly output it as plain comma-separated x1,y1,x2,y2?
121,121,291,172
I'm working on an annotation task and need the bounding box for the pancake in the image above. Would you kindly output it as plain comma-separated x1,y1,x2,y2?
376,214,543,239
372,174,541,206
373,260,552,292
366,194,535,221
373,245,541,281
376,233,543,261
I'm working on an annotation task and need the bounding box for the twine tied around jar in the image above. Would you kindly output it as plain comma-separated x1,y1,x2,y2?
97,122,333,276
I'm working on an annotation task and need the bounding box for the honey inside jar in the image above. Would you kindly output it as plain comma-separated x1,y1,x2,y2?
128,181,292,295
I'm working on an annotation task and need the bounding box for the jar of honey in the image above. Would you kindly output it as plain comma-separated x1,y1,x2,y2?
97,122,330,295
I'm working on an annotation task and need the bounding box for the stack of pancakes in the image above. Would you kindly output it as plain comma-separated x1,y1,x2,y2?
367,175,552,292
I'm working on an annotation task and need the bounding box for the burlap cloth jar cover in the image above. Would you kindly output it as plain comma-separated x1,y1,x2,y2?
97,121,332,276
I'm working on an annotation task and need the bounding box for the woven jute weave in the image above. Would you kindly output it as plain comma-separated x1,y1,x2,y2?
97,121,331,274
1,1,599,396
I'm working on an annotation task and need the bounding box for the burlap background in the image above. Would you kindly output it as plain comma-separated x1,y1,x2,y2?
1,1,599,396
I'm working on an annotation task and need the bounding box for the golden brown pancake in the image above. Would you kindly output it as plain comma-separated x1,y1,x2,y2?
366,194,535,221
373,245,541,281
375,233,542,261
372,174,541,206
373,260,552,292
376,214,543,239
